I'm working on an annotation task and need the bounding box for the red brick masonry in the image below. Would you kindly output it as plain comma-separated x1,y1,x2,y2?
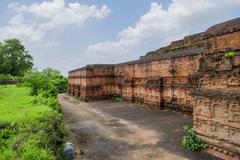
68,18,240,159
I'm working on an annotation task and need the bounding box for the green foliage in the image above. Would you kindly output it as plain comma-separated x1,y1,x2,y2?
0,39,67,159
224,51,237,58
0,39,33,76
24,67,68,97
181,125,208,151
0,86,50,123
0,74,22,85
0,86,67,160
0,74,15,80
23,69,48,96
24,67,67,113
0,128,16,146
32,95,61,113
0,113,65,160
46,97,61,112
79,149,85,155
108,95,123,102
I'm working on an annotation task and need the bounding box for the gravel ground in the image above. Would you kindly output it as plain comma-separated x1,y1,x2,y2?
58,94,220,160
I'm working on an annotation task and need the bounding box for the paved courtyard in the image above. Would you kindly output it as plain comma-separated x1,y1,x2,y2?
58,94,220,160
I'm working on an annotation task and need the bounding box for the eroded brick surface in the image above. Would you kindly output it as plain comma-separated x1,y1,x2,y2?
68,18,240,158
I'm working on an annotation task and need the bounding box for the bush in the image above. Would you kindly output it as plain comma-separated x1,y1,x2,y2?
25,67,67,113
181,125,208,151
31,95,48,105
224,51,237,58
32,95,61,113
0,74,22,85
0,112,67,160
24,68,68,97
0,128,16,146
47,97,61,113
0,86,67,160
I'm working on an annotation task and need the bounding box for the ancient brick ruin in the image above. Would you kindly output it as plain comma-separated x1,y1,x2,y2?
68,18,240,159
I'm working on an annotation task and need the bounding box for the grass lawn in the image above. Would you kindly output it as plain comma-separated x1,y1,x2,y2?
0,86,66,160
0,86,51,123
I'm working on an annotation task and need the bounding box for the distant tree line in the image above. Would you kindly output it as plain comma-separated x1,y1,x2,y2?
0,38,68,111
0,39,68,94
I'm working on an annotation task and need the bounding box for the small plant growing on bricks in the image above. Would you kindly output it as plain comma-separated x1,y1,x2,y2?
108,95,123,102
224,51,237,58
181,125,208,151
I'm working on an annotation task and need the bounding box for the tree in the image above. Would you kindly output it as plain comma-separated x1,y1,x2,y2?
0,39,33,76
24,67,68,97
24,68,49,95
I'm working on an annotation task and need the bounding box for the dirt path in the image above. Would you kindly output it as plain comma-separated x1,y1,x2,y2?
58,94,220,160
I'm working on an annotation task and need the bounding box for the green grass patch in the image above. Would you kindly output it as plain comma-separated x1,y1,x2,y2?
108,94,123,102
0,86,66,160
0,86,50,123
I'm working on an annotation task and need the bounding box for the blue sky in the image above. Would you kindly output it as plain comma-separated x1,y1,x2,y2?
0,0,240,75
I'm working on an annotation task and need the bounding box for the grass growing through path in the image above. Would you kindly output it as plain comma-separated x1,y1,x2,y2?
0,86,66,160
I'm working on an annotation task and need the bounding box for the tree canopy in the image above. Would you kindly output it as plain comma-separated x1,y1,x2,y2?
0,39,33,76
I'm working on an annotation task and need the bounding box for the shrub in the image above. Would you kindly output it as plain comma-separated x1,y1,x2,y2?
25,67,67,113
181,125,208,151
0,128,16,146
224,51,237,58
47,97,61,113
0,74,22,85
108,95,123,102
24,67,68,97
0,112,67,160
31,96,48,105
31,95,61,113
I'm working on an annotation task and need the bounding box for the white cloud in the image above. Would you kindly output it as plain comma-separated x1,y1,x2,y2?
87,38,141,58
86,0,240,58
0,0,111,43
41,4,110,30
9,0,65,18
0,14,44,42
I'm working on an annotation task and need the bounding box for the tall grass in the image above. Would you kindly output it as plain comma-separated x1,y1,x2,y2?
0,86,66,160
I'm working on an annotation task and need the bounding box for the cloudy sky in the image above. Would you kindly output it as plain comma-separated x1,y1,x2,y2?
0,0,240,75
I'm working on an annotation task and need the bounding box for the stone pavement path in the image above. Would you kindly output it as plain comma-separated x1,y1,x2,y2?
58,94,220,160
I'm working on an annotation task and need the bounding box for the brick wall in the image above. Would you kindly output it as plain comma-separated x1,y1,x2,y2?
68,18,240,158
69,18,240,111
191,54,240,159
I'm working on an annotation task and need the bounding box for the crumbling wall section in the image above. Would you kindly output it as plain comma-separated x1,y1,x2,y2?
68,18,240,111
68,17,240,158
190,28,240,159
